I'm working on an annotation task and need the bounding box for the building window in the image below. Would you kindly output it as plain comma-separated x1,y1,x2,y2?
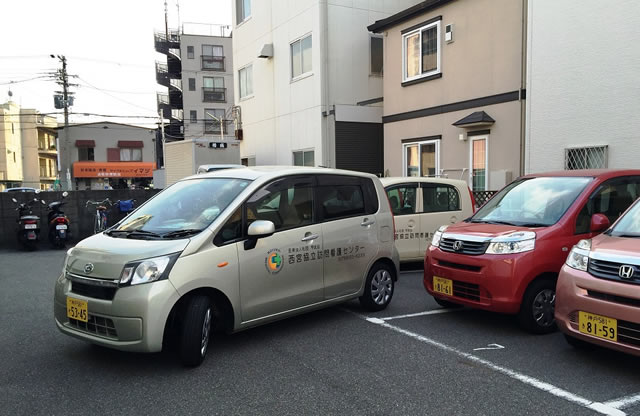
205,108,225,134
203,77,226,102
422,185,461,213
202,45,224,71
370,35,383,76
190,110,197,123
120,148,142,162
470,137,488,191
236,0,251,24
565,146,608,170
188,78,196,91
187,46,194,59
403,140,439,177
291,34,312,79
239,65,253,99
293,150,314,167
78,147,95,161
402,20,441,82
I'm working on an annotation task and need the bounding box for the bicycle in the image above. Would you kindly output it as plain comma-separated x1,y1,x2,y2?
86,199,112,234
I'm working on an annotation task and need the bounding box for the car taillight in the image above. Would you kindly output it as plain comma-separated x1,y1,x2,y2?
468,187,477,213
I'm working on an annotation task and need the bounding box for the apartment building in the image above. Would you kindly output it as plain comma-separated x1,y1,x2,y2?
525,1,640,173
369,0,527,191
155,24,235,143
232,0,422,174
0,100,24,190
20,108,59,190
58,122,156,190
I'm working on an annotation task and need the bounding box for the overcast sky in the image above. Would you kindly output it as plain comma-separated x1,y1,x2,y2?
1,0,232,127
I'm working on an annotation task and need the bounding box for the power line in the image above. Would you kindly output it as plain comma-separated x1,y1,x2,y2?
76,77,158,114
0,75,53,86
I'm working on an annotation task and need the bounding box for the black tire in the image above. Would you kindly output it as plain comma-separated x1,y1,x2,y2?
359,263,395,312
179,295,213,367
564,334,596,350
433,296,462,309
518,279,557,334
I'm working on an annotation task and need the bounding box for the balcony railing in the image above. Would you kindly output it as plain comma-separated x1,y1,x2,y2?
202,87,226,102
171,109,184,122
154,30,181,54
201,55,225,71
170,78,182,92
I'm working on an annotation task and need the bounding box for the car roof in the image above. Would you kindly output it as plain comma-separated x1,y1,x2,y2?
522,169,640,180
184,166,379,182
198,164,246,170
380,177,468,187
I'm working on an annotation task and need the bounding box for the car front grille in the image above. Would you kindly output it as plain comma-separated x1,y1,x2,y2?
439,238,489,256
569,311,640,347
453,280,481,302
588,259,640,285
71,281,117,301
438,260,482,272
587,290,640,308
68,315,118,339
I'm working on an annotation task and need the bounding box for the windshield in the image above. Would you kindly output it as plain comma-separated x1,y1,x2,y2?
112,178,250,237
471,177,592,227
609,201,640,237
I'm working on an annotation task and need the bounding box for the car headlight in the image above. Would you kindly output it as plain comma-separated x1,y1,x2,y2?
431,225,448,247
565,239,591,271
119,253,181,286
485,231,536,254
62,247,74,276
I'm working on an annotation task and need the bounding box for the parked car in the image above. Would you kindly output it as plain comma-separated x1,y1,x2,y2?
556,198,640,355
424,170,640,333
54,167,399,366
381,177,474,262
196,164,246,174
5,187,37,193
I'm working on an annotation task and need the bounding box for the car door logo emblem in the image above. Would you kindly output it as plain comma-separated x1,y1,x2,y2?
84,263,94,274
619,265,634,280
453,241,463,251
265,249,283,274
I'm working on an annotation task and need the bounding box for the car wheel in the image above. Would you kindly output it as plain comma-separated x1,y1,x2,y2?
433,296,462,309
179,295,213,367
359,263,395,312
518,279,557,334
564,334,596,350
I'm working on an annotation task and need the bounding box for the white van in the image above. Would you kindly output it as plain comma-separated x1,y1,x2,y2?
55,167,399,366
381,177,474,262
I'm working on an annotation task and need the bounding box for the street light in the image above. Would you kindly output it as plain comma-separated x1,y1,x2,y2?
205,111,225,142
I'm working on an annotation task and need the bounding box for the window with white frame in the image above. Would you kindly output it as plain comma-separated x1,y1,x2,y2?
370,35,383,76
291,35,312,79
293,150,314,167
403,140,439,177
470,136,488,191
236,0,251,24
239,64,253,99
120,148,142,162
565,146,608,170
402,20,441,82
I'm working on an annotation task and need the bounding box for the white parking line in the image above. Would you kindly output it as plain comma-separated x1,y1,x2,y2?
362,315,626,416
381,308,462,321
604,393,640,410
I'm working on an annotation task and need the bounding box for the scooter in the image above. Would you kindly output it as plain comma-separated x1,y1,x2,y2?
47,191,71,248
11,194,46,251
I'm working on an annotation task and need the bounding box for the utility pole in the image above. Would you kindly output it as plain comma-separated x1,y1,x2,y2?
51,54,74,190
159,110,166,168
164,0,169,39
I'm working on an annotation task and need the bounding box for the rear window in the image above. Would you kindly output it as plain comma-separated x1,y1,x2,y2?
422,185,460,213
318,185,365,220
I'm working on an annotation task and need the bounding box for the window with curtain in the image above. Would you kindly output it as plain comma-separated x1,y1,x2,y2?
402,20,441,82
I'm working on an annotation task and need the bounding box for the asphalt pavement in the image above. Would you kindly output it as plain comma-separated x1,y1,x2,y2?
1,250,640,415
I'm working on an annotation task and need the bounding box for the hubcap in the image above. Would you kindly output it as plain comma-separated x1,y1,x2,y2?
371,270,393,305
532,289,555,327
200,308,211,357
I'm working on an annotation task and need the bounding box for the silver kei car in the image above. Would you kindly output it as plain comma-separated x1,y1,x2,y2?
54,167,399,366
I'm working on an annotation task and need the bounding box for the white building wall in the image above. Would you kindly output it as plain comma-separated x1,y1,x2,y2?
525,0,640,173
233,0,421,167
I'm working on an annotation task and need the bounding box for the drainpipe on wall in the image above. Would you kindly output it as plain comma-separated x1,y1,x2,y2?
519,0,528,177
320,0,332,168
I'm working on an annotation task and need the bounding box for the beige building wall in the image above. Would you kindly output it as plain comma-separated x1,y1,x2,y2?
19,109,58,189
376,0,526,190
0,101,24,189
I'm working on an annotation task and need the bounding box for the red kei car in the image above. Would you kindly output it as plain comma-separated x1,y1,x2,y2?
556,198,640,355
424,170,640,334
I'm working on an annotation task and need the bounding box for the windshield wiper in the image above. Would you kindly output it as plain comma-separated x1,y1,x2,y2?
470,219,517,226
517,223,548,228
105,229,163,239
162,229,203,239
611,233,640,238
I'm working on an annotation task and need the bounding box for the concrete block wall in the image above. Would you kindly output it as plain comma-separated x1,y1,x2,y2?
0,189,160,249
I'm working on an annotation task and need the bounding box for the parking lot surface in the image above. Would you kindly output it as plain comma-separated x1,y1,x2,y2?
1,250,639,415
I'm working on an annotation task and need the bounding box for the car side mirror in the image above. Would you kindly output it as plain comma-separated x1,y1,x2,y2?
590,213,610,233
244,220,275,250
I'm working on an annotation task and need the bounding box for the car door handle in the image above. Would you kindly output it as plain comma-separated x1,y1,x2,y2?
361,219,375,227
301,233,319,242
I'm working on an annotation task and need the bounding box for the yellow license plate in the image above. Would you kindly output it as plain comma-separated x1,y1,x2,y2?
433,276,453,297
67,297,88,322
579,311,617,342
